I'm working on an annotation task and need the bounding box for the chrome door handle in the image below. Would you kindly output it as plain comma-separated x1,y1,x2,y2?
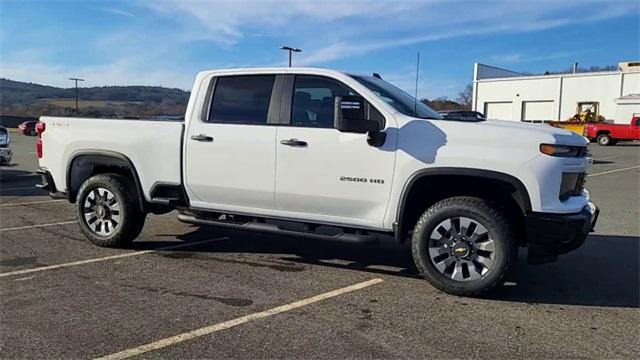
191,134,213,142
280,138,307,147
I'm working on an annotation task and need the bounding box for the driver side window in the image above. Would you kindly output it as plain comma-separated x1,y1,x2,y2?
291,76,356,128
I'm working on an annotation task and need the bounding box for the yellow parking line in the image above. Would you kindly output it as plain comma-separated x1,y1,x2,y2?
95,278,384,360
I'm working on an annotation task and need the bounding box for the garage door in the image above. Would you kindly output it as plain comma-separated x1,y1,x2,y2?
484,102,512,120
522,101,554,122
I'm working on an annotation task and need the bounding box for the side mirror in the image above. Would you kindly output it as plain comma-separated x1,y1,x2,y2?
334,96,381,134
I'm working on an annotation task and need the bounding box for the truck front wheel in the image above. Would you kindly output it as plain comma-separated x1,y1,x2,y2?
76,174,145,247
597,134,611,146
411,196,516,296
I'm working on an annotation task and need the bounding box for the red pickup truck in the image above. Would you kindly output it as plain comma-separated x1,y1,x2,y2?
586,116,640,145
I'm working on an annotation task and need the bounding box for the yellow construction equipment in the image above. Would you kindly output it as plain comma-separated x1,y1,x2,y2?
547,102,605,134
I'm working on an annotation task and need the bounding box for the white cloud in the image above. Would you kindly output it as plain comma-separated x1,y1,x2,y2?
95,7,136,18
130,0,638,67
142,0,412,44
1,0,635,92
0,58,195,90
489,51,580,65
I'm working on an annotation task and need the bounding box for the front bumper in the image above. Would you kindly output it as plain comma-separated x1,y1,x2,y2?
525,201,599,264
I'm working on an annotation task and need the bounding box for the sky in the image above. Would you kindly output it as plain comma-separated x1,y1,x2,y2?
0,0,638,99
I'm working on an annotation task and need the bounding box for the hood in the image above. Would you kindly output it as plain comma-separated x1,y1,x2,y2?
413,117,588,147
479,119,587,146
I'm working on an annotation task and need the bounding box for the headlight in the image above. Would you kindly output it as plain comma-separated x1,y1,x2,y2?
540,144,587,157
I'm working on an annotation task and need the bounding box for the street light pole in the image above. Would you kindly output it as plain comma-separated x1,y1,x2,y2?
68,77,85,116
280,46,301,67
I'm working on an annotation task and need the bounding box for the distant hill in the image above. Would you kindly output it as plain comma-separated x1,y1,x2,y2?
0,78,190,118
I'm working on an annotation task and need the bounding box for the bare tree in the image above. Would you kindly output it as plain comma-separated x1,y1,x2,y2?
456,83,473,110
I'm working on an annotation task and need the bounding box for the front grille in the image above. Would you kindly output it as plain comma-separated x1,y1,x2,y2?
560,172,586,201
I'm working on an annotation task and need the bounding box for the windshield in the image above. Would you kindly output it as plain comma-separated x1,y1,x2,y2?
351,75,442,119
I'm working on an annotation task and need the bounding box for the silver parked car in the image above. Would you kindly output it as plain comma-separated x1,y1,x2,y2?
0,126,13,165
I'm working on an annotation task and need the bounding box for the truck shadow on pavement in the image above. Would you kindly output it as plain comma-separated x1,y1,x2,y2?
493,234,639,308
144,227,639,308
0,168,45,197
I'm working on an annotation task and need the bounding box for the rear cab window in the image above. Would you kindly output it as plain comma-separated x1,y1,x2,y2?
208,75,275,125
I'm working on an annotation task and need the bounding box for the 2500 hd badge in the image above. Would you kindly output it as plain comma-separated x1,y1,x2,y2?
340,176,385,184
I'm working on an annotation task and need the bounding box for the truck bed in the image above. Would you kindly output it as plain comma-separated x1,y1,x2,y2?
38,117,184,200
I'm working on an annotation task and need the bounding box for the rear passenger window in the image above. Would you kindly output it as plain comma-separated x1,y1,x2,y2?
209,75,275,125
291,76,356,128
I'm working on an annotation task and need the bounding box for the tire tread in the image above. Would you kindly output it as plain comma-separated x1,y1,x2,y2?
411,196,516,296
76,173,145,247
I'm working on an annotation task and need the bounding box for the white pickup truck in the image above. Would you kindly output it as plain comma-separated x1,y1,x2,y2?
37,68,598,296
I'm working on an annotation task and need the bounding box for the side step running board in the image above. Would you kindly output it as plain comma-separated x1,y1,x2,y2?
150,197,183,206
177,213,380,245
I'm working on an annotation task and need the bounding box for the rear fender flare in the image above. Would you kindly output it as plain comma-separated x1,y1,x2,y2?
66,150,146,212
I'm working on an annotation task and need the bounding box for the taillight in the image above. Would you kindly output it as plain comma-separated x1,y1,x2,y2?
37,139,43,158
36,122,46,134
36,122,45,158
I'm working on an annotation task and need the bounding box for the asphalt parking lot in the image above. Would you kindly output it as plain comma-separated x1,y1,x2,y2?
1,132,638,359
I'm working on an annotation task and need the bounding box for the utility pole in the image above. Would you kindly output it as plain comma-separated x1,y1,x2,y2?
414,52,420,116
280,46,301,67
68,77,85,116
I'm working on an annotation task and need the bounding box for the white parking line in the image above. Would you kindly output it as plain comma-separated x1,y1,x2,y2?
0,220,78,232
95,278,384,360
594,156,617,161
587,165,640,177
0,237,229,279
0,199,65,207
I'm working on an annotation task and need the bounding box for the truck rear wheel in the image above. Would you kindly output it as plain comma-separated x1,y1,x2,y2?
76,174,145,247
411,196,516,296
597,134,611,146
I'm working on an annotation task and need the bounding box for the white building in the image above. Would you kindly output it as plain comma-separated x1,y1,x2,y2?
472,61,640,124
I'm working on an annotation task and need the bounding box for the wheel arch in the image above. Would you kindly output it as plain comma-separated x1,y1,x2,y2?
66,150,146,212
394,168,532,244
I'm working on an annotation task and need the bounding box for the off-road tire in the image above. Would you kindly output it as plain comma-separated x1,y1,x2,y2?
76,173,145,247
411,196,516,296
